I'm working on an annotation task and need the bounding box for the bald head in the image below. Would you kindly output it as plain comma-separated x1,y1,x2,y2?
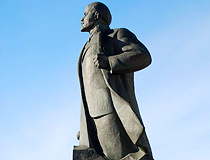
81,2,112,32
88,2,112,25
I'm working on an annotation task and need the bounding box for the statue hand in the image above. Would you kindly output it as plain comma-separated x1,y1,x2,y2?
76,131,80,140
93,53,110,69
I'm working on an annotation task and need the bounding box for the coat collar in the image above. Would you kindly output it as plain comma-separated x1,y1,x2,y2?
88,24,110,42
79,24,110,64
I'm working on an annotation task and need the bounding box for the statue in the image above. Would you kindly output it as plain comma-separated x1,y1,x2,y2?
74,2,154,160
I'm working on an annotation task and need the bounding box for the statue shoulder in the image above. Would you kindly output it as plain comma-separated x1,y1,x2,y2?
111,28,137,40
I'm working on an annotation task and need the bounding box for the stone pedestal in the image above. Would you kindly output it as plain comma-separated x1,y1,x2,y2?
73,146,106,160
73,146,154,160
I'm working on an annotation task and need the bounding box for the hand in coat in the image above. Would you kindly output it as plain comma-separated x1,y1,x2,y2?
93,53,110,69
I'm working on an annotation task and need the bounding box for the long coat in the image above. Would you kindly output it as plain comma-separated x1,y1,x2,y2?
78,27,152,156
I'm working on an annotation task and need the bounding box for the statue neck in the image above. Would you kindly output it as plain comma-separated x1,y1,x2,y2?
89,24,110,36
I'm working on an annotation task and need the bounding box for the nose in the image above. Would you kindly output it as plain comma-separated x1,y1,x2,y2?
81,16,84,22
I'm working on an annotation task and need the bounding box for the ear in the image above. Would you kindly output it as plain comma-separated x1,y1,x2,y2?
94,12,100,20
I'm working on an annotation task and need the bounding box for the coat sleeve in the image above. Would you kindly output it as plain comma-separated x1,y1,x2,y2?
108,28,152,74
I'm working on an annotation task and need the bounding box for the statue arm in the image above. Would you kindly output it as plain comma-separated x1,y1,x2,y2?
108,28,152,74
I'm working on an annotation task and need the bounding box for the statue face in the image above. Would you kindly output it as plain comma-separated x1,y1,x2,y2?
81,5,95,32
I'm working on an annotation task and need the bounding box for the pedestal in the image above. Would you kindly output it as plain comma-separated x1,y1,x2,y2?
73,146,106,160
73,146,154,160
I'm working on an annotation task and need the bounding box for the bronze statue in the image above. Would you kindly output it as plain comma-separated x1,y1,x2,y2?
75,2,153,160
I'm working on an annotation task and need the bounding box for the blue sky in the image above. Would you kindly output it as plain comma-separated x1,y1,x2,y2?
0,0,210,160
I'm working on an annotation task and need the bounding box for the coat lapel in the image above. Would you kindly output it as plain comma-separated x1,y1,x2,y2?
81,42,92,63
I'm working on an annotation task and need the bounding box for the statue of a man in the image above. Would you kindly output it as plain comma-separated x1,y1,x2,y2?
77,2,153,160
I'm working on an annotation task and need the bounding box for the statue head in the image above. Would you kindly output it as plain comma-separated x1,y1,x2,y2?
81,2,112,32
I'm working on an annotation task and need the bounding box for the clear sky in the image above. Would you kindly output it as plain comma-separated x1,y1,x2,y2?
0,0,210,160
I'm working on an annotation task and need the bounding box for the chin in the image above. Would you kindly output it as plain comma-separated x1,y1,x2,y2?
81,23,94,32
80,28,86,32
81,26,89,32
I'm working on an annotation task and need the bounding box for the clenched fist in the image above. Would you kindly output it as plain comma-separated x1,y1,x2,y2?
93,53,110,69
